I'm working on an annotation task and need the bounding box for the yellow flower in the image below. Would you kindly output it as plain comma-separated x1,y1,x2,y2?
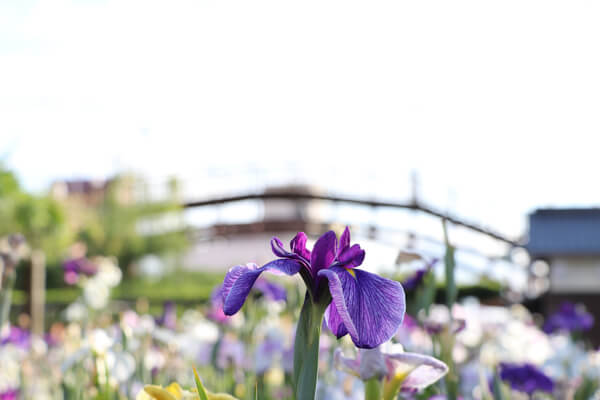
136,383,238,400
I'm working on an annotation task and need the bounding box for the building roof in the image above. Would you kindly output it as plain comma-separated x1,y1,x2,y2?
527,208,600,257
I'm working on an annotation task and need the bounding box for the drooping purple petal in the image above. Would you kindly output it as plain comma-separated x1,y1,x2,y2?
338,244,365,269
386,352,449,391
318,266,406,348
221,260,301,315
310,231,338,275
290,232,311,260
324,302,348,338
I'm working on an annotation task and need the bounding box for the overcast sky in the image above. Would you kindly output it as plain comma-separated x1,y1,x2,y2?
2,0,600,238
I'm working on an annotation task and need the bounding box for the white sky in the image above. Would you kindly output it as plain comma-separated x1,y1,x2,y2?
2,0,600,239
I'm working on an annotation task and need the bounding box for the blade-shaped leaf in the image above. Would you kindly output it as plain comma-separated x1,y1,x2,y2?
193,367,209,400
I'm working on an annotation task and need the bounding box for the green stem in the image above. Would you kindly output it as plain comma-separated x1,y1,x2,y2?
293,292,327,400
0,269,15,329
365,378,383,400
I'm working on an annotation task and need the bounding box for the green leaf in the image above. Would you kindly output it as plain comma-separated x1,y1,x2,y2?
293,292,327,400
193,367,209,400
491,367,505,400
574,377,599,400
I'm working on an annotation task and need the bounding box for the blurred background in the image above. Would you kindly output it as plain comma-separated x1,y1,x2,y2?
1,0,600,398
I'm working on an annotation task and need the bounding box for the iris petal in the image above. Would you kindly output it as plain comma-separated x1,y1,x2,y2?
271,237,295,258
221,260,301,315
318,266,406,348
290,232,311,260
337,226,351,256
310,231,338,275
338,244,365,268
324,302,348,338
385,352,448,391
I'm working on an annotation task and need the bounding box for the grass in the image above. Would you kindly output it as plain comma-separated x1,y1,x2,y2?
115,269,224,303
11,269,225,306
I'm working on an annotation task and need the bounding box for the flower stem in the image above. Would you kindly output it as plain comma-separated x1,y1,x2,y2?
293,291,327,400
0,268,16,329
365,378,383,400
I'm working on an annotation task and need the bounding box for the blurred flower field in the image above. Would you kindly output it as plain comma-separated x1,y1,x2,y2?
1,227,599,400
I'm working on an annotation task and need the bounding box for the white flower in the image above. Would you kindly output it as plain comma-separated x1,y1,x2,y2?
83,277,110,310
64,301,88,322
95,257,122,288
143,348,166,371
106,350,136,382
88,329,114,355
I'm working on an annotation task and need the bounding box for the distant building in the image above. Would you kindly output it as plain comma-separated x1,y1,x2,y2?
527,208,600,343
50,179,110,206
50,176,138,230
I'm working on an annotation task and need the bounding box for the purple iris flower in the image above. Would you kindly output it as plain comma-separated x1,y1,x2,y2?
498,362,554,395
221,227,406,349
0,389,18,400
63,257,98,285
543,302,594,334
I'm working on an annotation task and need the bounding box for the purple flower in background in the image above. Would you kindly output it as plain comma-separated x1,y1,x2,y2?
402,259,437,291
499,362,554,395
217,335,246,370
255,332,284,374
63,257,97,285
208,278,287,324
155,301,177,330
207,285,230,324
221,227,406,349
253,278,287,301
0,326,30,349
0,389,18,400
543,302,594,334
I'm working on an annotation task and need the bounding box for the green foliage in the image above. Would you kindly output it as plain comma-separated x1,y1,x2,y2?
0,164,72,264
13,270,223,306
407,268,437,316
574,377,599,400
0,166,188,277
77,174,188,273
114,270,222,303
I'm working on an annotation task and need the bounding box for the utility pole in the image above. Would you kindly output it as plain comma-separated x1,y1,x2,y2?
410,170,420,206
30,250,45,336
